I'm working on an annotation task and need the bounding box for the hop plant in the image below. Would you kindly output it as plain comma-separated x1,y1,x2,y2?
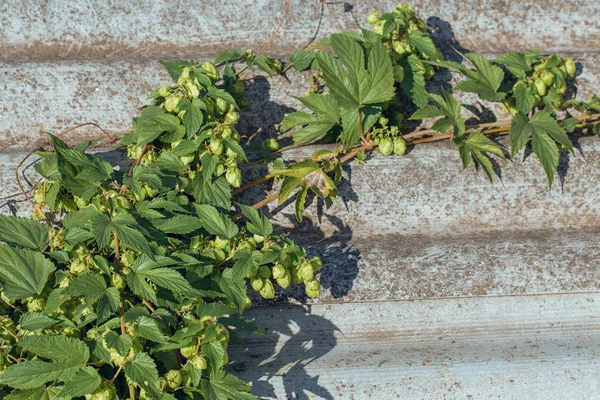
0,51,322,399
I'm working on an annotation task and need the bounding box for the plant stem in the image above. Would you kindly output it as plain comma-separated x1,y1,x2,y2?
232,113,600,219
113,231,120,265
358,109,366,142
109,365,123,383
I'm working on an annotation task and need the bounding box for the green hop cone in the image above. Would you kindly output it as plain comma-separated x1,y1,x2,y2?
393,137,407,156
180,343,196,359
558,80,567,95
85,382,117,400
424,64,435,79
111,273,126,290
225,147,238,159
215,163,225,176
251,278,265,292
367,11,381,25
185,80,200,98
108,348,126,367
393,65,405,83
33,184,45,205
298,261,314,283
201,61,220,81
373,20,385,35
564,58,576,80
305,279,321,299
226,167,242,187
276,272,291,289
69,259,88,275
392,40,411,56
244,295,252,310
534,79,547,97
290,267,303,285
179,154,195,166
541,71,555,86
177,67,192,85
49,228,65,249
225,110,240,125
257,265,272,279
379,137,394,156
270,59,283,73
272,263,286,280
259,279,275,299
190,355,207,370
262,138,279,151
215,97,230,115
309,256,322,272
158,85,171,97
165,370,183,389
209,138,224,155
165,94,181,112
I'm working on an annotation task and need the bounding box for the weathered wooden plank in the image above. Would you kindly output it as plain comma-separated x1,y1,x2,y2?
1,0,599,62
228,293,600,399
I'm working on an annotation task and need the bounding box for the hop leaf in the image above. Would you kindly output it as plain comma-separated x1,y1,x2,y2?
509,110,573,186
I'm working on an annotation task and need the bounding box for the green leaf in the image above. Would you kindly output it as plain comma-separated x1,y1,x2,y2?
223,137,247,161
65,273,106,300
495,52,533,77
406,30,440,61
179,98,204,136
196,204,239,239
214,50,244,65
154,214,202,235
285,94,340,144
532,128,560,186
401,55,428,107
104,332,133,356
127,255,194,302
135,316,168,343
124,352,160,397
280,111,313,133
253,55,274,76
92,211,153,256
159,60,196,81
202,369,256,400
436,52,505,102
0,336,89,389
97,287,120,323
136,113,181,146
202,340,225,369
509,110,572,186
295,185,309,222
561,117,579,133
0,246,55,299
513,82,536,115
193,175,232,211
362,39,395,104
231,249,261,282
0,216,49,250
314,51,358,108
238,204,273,236
290,49,315,71
59,366,101,398
207,87,238,109
217,269,247,313
457,131,505,182
19,312,58,331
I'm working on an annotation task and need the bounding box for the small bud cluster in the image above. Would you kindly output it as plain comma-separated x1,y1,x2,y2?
371,116,407,157
368,3,439,80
